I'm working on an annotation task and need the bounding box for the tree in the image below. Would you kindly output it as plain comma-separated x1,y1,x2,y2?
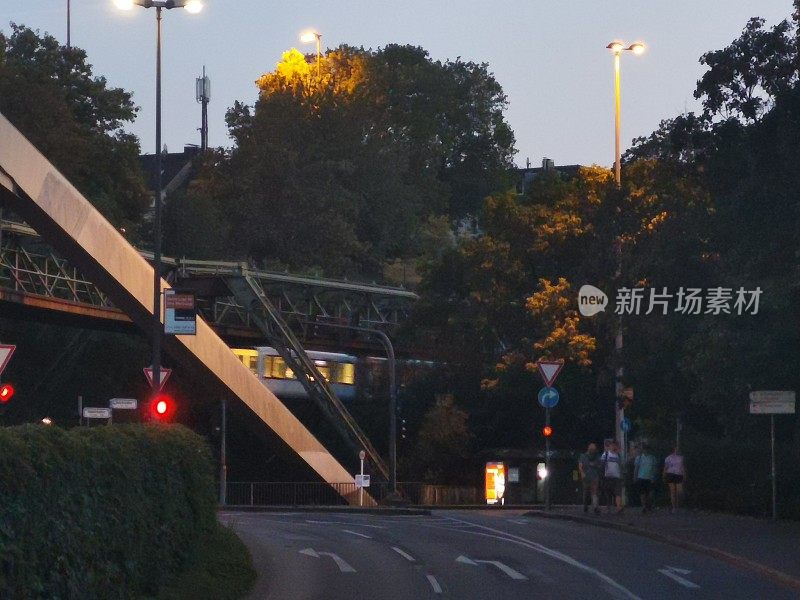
0,24,149,235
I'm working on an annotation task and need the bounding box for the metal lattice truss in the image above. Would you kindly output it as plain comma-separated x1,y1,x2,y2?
0,222,418,337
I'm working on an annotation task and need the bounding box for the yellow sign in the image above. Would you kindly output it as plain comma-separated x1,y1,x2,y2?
485,462,506,505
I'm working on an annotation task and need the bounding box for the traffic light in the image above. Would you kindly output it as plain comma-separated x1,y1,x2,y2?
542,425,553,438
0,383,15,403
149,393,176,421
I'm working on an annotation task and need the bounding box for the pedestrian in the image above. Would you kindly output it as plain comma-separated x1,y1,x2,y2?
634,444,658,512
601,440,624,514
626,445,641,507
578,443,601,514
663,447,686,513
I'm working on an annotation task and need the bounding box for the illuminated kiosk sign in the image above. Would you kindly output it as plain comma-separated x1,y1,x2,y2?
164,290,196,335
485,462,506,505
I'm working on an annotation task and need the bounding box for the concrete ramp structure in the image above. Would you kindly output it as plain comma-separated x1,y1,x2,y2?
0,112,365,502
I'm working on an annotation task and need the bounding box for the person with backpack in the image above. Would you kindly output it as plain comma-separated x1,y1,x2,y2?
601,440,624,514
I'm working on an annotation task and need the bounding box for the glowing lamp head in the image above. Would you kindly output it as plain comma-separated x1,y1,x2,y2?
300,31,319,44
607,41,624,54
542,425,553,438
150,393,176,421
184,0,203,14
629,42,645,55
114,0,135,10
156,399,168,414
0,383,14,403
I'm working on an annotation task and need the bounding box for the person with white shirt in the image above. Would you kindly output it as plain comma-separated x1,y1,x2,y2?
601,440,624,514
663,447,687,513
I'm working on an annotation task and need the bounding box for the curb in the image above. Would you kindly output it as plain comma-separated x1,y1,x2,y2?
219,505,431,516
525,510,800,594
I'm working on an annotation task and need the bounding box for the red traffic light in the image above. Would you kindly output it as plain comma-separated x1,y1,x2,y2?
0,383,15,403
150,393,176,421
542,425,553,438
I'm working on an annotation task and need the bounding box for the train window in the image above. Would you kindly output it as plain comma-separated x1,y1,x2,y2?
264,356,296,380
336,362,355,385
314,361,331,382
232,349,258,375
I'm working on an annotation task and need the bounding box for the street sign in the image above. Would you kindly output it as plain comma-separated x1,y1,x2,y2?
109,398,138,410
0,344,16,376
164,290,197,335
537,386,560,409
749,391,795,414
355,474,370,488
536,359,564,387
621,416,632,432
143,367,172,392
83,407,111,419
358,450,366,461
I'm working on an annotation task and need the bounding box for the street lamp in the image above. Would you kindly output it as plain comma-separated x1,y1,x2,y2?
606,41,645,187
114,0,203,399
606,40,644,483
300,30,322,79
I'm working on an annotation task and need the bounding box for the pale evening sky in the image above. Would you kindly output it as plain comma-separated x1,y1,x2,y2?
5,1,793,167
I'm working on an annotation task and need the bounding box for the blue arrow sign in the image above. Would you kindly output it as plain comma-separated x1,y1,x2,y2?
538,386,560,409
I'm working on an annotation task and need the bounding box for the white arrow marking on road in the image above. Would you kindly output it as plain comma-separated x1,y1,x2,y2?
342,529,372,539
456,555,528,580
658,566,699,589
392,547,416,562
298,548,356,573
426,574,443,594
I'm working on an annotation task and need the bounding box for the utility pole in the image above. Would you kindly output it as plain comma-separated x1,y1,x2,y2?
220,396,227,506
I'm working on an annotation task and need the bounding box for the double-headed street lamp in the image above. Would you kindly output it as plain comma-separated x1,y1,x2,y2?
606,40,644,465
114,0,203,398
606,41,644,187
300,30,322,79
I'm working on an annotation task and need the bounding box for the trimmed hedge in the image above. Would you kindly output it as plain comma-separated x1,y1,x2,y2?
0,424,217,599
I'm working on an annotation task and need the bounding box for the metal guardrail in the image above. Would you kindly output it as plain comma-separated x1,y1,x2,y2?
225,482,484,507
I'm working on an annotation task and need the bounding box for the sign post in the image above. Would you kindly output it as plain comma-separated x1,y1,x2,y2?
749,391,795,520
536,359,564,512
143,367,172,392
358,450,366,507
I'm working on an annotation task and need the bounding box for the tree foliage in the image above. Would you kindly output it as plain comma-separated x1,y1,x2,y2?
0,24,149,234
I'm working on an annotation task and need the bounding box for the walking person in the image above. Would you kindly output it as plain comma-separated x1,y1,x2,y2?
663,447,686,513
601,440,624,514
634,444,657,512
578,443,601,514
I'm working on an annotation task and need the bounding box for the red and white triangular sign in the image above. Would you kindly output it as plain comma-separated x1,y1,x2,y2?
0,345,16,376
537,359,564,387
143,367,172,392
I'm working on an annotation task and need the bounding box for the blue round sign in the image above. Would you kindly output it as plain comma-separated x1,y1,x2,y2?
538,386,560,409
621,417,632,432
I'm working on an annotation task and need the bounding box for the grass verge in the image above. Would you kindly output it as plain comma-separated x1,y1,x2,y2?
149,524,257,600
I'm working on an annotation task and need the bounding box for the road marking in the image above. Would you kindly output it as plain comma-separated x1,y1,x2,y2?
392,546,416,562
456,555,527,580
342,529,372,539
305,519,385,529
426,574,443,594
441,517,642,600
298,547,356,573
507,518,530,525
658,566,700,589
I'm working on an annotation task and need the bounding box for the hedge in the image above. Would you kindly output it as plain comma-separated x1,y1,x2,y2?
0,424,217,599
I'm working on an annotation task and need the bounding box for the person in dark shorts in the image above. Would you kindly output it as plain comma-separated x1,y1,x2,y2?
601,440,624,514
578,443,601,514
634,444,657,512
663,447,686,513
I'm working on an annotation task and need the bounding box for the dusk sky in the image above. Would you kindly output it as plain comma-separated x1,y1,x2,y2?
6,1,792,167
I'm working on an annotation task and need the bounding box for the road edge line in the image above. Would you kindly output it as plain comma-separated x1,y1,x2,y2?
525,510,800,594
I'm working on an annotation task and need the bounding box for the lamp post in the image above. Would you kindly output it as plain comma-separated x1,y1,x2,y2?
606,40,644,474
114,0,203,399
300,30,322,79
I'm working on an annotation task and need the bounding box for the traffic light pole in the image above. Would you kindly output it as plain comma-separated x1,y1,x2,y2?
545,406,551,511
220,396,227,506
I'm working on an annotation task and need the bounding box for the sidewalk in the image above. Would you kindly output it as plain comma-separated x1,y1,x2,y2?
526,506,800,592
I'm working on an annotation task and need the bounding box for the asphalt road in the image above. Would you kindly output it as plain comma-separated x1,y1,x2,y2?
218,509,795,600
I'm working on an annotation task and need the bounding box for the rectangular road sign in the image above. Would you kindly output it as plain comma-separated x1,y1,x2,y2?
109,398,138,410
83,407,112,419
749,391,795,414
355,474,370,488
164,289,197,335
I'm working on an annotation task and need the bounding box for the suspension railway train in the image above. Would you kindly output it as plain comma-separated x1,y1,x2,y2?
231,347,359,400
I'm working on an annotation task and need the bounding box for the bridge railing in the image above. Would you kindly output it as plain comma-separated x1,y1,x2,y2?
225,482,484,507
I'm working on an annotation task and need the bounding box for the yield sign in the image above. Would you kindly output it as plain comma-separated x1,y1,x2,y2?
0,345,16,376
143,367,172,392
536,359,564,387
